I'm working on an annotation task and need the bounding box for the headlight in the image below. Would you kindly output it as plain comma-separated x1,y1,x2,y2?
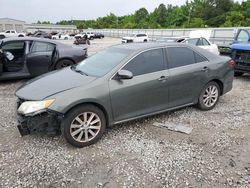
18,99,55,115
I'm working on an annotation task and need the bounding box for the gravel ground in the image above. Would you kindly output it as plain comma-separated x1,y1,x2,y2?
0,37,250,188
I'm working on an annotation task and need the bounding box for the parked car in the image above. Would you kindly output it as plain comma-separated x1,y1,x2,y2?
52,33,71,40
94,32,104,39
156,36,219,55
230,29,250,76
182,37,220,55
16,43,234,147
121,34,148,43
75,32,95,40
0,30,25,39
27,31,52,39
0,37,88,80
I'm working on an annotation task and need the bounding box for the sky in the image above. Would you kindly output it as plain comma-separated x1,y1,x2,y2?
0,0,185,23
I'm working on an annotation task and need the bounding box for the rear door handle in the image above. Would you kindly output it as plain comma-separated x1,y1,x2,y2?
158,76,168,81
202,66,209,72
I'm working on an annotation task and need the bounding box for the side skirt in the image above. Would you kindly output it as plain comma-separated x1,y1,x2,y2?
114,103,194,125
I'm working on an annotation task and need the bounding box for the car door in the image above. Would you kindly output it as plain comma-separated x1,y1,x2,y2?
109,48,170,122
1,40,26,72
166,46,210,108
26,41,55,76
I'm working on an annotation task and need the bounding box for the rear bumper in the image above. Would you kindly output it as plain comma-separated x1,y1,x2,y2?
222,70,234,95
17,110,63,136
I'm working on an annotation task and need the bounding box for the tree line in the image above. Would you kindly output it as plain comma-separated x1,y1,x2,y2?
53,0,250,29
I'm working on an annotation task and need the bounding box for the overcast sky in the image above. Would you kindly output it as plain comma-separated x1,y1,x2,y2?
0,0,185,23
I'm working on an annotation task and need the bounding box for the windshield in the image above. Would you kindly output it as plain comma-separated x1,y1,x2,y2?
75,47,132,77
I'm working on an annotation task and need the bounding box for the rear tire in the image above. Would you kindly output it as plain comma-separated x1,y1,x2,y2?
55,59,74,69
197,81,220,111
61,105,106,148
234,71,244,77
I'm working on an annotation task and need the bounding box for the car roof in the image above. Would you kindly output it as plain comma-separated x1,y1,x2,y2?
112,42,188,51
1,37,61,45
111,42,219,60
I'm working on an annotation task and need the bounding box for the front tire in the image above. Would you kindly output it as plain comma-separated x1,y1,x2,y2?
61,105,106,148
197,81,220,110
55,59,74,69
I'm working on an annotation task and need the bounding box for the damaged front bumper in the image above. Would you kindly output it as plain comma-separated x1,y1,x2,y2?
16,99,63,136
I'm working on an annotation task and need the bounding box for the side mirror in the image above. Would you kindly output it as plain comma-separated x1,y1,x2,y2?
117,70,133,80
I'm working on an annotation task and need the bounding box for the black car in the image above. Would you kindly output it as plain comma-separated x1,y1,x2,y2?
27,31,52,39
0,37,88,80
94,32,104,39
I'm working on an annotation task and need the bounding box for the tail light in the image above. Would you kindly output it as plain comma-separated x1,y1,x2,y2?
229,59,235,68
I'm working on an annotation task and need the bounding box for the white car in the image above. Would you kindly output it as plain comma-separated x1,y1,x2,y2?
75,32,95,40
52,34,70,40
182,37,220,55
122,34,148,43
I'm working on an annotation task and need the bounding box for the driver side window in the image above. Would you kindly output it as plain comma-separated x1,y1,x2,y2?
123,48,164,76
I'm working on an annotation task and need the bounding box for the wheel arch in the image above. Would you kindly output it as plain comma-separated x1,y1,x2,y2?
54,58,76,69
63,102,110,127
0,34,5,39
207,79,224,95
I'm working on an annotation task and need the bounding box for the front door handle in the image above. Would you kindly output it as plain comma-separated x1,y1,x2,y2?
158,76,168,81
202,66,209,72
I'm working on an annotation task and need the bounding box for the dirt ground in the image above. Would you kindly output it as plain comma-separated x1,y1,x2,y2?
0,37,250,188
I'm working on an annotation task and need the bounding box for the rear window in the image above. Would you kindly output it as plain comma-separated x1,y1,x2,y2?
31,42,55,52
194,52,207,63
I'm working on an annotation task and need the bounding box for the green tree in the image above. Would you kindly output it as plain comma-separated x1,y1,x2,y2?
222,11,245,27
134,8,149,24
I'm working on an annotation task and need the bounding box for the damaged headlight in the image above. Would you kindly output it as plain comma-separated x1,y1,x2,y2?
18,99,55,115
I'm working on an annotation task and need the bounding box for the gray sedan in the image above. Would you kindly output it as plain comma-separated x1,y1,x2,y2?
16,43,234,147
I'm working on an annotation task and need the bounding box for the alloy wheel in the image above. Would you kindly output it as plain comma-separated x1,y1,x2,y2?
70,112,101,143
203,85,219,108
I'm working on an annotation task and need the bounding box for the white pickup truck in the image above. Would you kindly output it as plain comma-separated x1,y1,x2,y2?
75,32,95,40
0,30,25,39
121,34,148,43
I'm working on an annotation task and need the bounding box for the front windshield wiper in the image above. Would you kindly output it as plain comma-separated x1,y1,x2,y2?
71,65,88,76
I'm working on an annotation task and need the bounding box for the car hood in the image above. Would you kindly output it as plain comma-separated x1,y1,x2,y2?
230,43,250,51
16,67,97,101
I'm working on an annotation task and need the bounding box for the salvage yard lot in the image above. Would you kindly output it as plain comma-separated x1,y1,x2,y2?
0,37,250,188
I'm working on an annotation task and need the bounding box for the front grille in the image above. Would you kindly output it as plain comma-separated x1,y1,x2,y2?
235,50,250,64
